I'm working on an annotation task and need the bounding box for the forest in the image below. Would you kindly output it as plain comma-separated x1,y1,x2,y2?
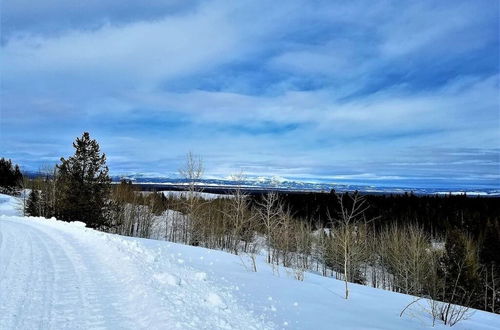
0,157,23,194
2,133,499,324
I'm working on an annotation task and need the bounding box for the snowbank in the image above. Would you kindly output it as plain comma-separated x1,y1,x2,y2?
0,193,21,216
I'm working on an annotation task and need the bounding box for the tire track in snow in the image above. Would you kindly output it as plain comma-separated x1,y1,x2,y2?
0,220,15,285
40,226,137,329
18,225,55,329
0,216,275,330
0,219,135,329
0,221,36,329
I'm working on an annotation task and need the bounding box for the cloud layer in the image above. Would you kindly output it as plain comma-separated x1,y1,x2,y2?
1,0,499,187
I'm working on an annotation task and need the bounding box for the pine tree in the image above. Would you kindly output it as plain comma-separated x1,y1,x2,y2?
56,132,111,228
0,158,23,192
26,190,40,217
13,165,23,186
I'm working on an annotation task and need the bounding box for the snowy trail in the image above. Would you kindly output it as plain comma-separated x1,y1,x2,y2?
1,194,499,330
0,216,273,330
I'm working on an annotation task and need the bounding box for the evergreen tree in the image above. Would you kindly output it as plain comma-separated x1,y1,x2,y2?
26,190,40,217
56,132,111,228
0,158,23,191
480,222,500,266
13,165,23,186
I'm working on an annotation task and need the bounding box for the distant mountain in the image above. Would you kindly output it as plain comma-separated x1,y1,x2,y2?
112,174,500,196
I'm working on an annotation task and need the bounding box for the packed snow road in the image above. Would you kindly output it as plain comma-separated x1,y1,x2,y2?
0,215,272,330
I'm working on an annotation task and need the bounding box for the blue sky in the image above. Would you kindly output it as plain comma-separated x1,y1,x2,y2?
1,0,499,188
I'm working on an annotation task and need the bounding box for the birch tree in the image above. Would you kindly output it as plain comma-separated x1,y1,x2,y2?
329,192,374,299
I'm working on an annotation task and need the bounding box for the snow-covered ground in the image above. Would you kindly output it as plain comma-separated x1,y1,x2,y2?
160,190,232,200
0,193,22,216
0,194,499,330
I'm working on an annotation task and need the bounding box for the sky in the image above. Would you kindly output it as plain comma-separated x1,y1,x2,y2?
1,0,499,188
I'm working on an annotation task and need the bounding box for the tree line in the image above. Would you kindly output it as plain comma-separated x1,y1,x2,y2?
14,132,500,324
0,158,23,193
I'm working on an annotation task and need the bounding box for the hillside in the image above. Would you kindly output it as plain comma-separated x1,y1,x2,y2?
0,194,498,329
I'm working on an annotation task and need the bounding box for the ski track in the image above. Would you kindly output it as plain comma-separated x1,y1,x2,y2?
0,216,273,330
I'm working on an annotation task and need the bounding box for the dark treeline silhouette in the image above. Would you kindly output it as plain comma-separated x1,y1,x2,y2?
252,190,500,263
252,191,497,233
0,158,23,193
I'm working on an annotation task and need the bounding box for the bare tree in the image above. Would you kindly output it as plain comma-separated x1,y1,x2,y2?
17,173,31,216
292,220,314,281
328,192,374,299
256,192,283,263
425,262,475,327
413,232,477,327
178,152,204,245
483,263,499,313
179,152,204,198
379,223,434,295
222,172,258,254
271,206,296,267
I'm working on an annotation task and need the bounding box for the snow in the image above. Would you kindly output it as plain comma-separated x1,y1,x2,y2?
69,221,87,228
160,190,232,200
0,193,20,216
152,272,181,286
1,193,499,329
206,292,226,308
0,216,270,329
435,191,490,196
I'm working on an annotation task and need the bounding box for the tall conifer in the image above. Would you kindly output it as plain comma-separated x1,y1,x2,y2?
56,132,111,228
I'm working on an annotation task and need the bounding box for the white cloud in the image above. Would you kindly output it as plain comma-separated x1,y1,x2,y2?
2,5,241,85
1,0,498,184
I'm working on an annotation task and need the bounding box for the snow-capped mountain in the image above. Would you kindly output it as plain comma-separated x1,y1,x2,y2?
112,174,500,196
